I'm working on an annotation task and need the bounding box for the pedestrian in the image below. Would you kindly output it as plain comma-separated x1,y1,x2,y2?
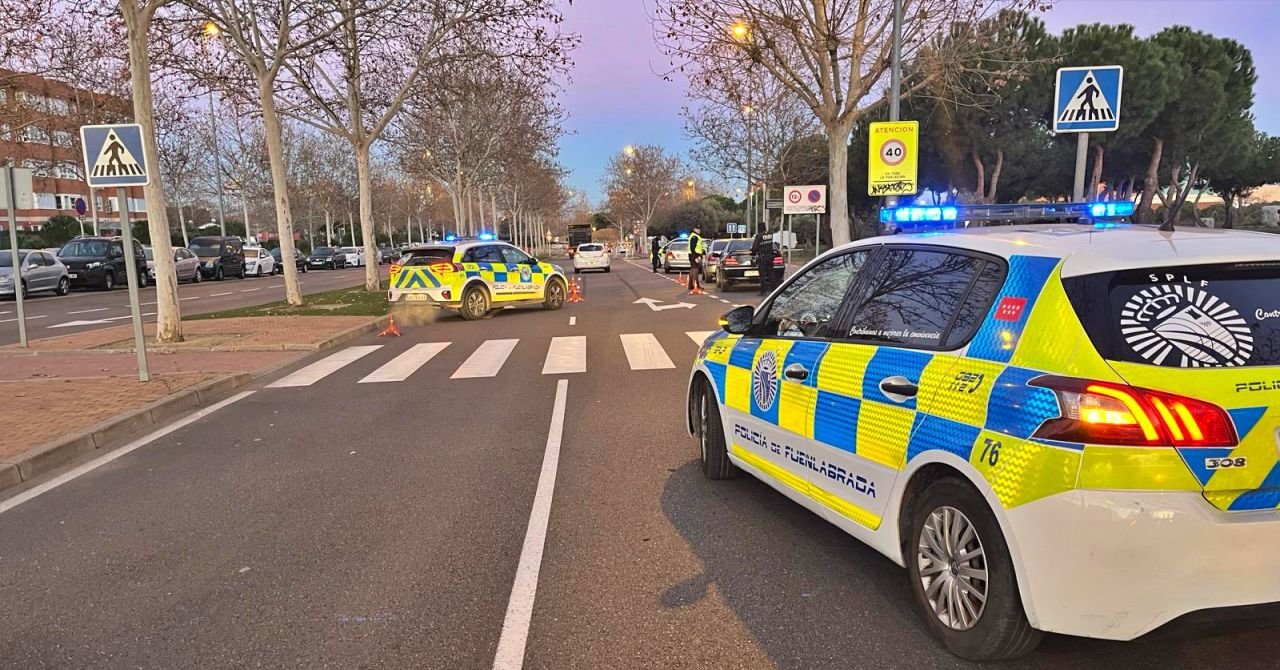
752,228,773,295
687,225,705,293
651,236,662,273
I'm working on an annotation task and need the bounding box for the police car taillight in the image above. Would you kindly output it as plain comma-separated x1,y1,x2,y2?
430,262,461,274
1030,376,1236,447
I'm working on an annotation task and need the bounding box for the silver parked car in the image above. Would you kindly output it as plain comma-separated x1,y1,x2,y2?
146,246,203,284
0,249,70,297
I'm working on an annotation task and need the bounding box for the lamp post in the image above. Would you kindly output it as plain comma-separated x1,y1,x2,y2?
202,21,228,237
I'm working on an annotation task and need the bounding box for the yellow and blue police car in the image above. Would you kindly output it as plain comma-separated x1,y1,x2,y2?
388,239,567,320
688,205,1280,660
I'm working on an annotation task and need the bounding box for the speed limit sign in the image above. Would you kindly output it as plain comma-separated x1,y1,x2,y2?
867,121,919,196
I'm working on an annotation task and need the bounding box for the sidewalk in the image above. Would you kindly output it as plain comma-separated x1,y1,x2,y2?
0,315,386,493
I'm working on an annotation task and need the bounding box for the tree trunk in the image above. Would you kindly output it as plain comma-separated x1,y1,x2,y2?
122,3,181,342
1137,137,1163,224
491,190,499,238
241,198,251,239
1088,145,1104,200
354,144,378,290
324,209,332,245
257,77,303,305
1223,192,1235,229
986,148,1004,203
1166,162,1200,225
970,148,985,204
825,120,853,247
178,203,189,247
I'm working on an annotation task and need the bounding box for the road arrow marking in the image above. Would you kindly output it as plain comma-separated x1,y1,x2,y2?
634,297,696,312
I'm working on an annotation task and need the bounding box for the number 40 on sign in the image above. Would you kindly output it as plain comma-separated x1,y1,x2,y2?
867,121,919,197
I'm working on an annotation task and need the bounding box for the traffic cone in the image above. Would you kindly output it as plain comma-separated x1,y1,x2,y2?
677,272,687,287
689,283,705,295
567,277,584,303
378,314,403,337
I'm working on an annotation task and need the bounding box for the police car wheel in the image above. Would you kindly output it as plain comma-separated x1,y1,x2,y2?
906,478,1041,661
459,285,490,320
543,278,566,310
696,378,739,480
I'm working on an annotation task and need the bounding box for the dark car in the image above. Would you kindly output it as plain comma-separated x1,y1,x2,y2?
377,246,399,265
57,236,148,291
308,247,347,270
271,247,308,274
189,236,246,280
714,238,784,290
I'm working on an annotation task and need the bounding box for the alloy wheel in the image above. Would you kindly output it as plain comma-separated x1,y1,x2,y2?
917,506,989,631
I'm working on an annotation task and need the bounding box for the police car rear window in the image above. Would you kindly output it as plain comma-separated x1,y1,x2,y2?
1064,262,1280,368
403,249,454,265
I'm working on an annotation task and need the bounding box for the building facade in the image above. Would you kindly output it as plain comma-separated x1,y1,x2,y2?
0,68,145,234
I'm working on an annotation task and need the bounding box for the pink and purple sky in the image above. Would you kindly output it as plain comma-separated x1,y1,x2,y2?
557,0,1279,202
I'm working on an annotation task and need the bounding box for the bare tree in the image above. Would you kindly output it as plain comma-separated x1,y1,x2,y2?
655,0,1039,246
602,144,682,245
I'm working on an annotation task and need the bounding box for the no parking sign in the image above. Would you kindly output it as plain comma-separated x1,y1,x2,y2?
783,185,826,215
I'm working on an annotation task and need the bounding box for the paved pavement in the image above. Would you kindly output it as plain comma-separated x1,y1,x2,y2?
0,265,379,345
2,258,1279,668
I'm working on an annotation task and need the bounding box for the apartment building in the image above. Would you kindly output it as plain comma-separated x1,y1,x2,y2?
0,68,145,233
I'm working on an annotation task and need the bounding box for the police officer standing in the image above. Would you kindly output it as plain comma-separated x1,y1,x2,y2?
687,225,705,293
751,227,774,295
651,235,662,273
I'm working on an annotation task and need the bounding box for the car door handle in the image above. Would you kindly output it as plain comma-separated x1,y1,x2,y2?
783,363,809,381
879,376,919,400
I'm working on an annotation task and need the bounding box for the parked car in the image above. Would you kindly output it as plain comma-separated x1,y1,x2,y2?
572,242,611,273
145,246,202,283
377,246,399,264
714,238,784,290
271,247,308,274
1,250,70,297
339,246,365,267
189,236,246,280
243,246,276,277
662,239,691,273
704,238,729,281
308,247,348,270
58,236,148,290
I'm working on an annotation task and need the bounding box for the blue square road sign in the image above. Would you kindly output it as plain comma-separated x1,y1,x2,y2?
1053,66,1123,133
80,124,151,188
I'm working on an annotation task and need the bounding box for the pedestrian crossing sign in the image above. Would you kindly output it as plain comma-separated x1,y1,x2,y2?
1053,66,1123,133
80,123,151,187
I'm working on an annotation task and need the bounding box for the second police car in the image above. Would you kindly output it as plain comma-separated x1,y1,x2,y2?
687,206,1280,660
388,239,568,319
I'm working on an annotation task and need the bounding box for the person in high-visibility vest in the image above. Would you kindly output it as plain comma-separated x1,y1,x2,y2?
687,225,706,293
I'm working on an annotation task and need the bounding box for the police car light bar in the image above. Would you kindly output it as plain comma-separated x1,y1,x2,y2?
477,233,495,241
879,201,1136,227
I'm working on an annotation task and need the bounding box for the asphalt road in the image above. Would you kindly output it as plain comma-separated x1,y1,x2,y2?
2,257,1279,669
0,264,381,345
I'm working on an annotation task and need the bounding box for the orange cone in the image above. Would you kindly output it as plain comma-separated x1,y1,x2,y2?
676,272,687,287
378,314,402,337
567,277,584,303
688,284,705,295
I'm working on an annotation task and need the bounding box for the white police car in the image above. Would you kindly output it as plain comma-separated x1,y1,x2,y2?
688,207,1280,659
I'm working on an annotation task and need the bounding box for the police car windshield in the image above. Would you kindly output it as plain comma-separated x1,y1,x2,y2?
1065,262,1280,368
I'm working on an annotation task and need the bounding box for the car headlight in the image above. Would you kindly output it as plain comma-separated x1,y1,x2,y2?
205,261,215,267
87,261,102,269
0,276,12,285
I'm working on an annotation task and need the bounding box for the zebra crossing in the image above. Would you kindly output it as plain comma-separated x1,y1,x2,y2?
266,331,719,389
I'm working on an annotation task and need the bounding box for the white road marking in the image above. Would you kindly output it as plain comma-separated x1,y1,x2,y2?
241,288,261,293
620,333,675,370
541,336,586,375
0,392,254,516
48,319,112,329
0,315,47,324
67,308,109,315
141,301,157,306
210,291,233,297
180,296,200,301
268,345,382,388
568,316,576,326
358,342,449,383
719,299,730,304
0,311,10,315
687,331,715,344
104,312,155,322
451,339,519,379
492,378,568,670
269,284,283,288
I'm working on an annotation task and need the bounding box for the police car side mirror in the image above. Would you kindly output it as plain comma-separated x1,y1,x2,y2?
719,305,754,335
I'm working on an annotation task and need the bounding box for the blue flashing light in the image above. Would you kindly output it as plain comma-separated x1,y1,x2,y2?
1090,203,1106,217
1089,201,1135,218
881,206,960,226
478,232,495,241
942,207,958,221
678,232,689,239
444,234,458,242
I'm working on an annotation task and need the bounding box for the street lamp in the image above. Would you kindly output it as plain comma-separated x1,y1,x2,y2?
623,145,636,158
202,21,228,237
730,20,751,42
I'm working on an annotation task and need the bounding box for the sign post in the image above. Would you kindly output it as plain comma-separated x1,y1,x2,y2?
3,167,30,346
783,185,827,267
81,123,151,381
1053,66,1123,201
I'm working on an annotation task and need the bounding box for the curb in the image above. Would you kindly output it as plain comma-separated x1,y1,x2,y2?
0,315,386,497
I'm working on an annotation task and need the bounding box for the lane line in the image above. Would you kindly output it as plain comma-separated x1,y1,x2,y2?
0,315,47,323
451,339,519,379
541,336,586,375
141,301,157,306
180,296,200,301
0,391,255,516
268,345,382,388
492,378,568,670
619,333,675,370
0,311,10,315
210,291,233,297
67,308,109,315
241,288,262,293
358,342,449,383
568,316,576,326
269,284,283,288
687,330,715,344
